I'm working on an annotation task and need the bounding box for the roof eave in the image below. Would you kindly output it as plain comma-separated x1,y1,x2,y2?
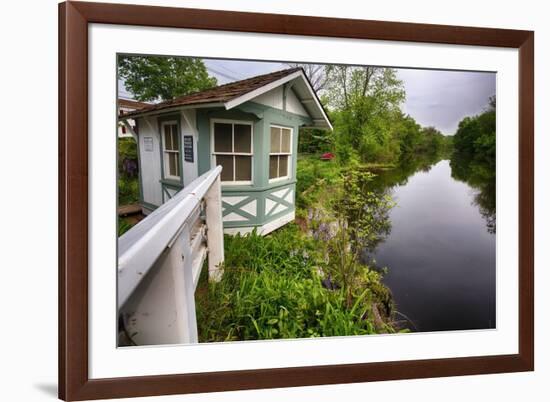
223,70,332,131
223,71,303,111
119,102,225,120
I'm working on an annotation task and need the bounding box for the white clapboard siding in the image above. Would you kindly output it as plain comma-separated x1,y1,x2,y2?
138,117,163,207
118,166,224,345
253,85,284,109
286,88,309,117
253,85,309,117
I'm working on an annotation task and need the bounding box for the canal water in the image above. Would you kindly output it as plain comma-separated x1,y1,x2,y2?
369,158,496,332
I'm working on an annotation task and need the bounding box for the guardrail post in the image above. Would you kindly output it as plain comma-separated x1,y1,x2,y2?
178,227,198,343
205,174,224,281
121,231,193,345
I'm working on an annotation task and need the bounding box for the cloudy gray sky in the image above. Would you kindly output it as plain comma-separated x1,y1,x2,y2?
119,58,496,135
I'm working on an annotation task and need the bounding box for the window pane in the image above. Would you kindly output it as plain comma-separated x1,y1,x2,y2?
168,152,178,177
164,126,173,150
281,128,291,153
270,127,281,153
214,123,232,152
171,125,179,151
234,124,251,153
269,155,279,179
216,155,234,181
235,156,252,181
279,155,289,177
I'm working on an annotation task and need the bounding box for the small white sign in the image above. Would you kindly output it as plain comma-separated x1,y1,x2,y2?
143,137,153,152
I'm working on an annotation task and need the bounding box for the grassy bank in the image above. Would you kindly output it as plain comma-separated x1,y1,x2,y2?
296,154,394,214
196,224,395,342
195,154,402,342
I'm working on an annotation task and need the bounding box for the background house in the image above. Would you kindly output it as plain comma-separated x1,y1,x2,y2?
117,98,151,138
120,67,332,235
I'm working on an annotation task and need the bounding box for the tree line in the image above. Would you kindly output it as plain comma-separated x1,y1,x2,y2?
452,96,496,161
295,64,453,164
450,96,496,233
118,57,459,166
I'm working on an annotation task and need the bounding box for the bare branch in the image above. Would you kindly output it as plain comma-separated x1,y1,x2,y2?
286,63,328,92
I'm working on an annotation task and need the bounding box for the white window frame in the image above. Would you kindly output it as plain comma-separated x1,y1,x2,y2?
161,120,181,181
268,124,293,183
210,118,254,185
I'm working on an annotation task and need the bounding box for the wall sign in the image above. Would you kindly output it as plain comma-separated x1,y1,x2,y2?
143,136,153,152
183,135,194,162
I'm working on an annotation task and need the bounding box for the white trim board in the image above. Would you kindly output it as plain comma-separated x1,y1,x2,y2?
223,211,296,236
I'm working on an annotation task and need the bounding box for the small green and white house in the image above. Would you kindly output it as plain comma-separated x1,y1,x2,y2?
120,67,332,235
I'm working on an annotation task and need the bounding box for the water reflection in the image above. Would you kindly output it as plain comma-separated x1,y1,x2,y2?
369,152,444,192
450,153,496,234
365,157,496,332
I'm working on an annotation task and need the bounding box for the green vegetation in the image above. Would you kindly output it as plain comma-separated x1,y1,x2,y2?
196,158,401,342
118,218,133,236
297,128,333,154
118,177,139,206
295,155,344,211
118,137,140,206
450,97,496,233
119,58,495,340
196,225,397,342
195,66,461,342
118,55,217,101
324,66,451,165
117,137,140,237
324,170,394,308
453,96,496,159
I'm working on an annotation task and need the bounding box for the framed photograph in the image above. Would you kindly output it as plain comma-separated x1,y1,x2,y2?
59,1,534,400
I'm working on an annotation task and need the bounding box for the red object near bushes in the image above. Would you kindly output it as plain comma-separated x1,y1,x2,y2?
320,152,335,160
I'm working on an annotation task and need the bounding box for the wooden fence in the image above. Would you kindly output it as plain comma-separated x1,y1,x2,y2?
118,166,224,345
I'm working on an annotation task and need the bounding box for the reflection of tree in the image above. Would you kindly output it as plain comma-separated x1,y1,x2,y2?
450,153,496,234
368,152,445,192
358,153,446,266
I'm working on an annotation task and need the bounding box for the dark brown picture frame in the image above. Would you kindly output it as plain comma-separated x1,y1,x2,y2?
59,1,534,400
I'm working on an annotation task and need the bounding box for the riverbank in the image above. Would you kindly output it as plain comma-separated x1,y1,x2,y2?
296,154,395,214
195,155,404,342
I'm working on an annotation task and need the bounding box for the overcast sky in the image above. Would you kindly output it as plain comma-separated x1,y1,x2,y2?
119,58,496,135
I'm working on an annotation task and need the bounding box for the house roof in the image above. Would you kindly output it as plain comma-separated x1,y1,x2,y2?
118,98,151,111
121,67,332,130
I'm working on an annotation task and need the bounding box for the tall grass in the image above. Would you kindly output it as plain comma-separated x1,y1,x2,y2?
195,225,395,342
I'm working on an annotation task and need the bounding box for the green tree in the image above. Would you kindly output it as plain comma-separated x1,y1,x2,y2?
453,96,496,159
451,96,496,233
421,126,442,150
325,66,406,164
118,56,217,101
394,113,423,155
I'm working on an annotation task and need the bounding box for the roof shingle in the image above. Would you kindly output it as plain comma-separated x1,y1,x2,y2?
118,98,151,111
121,67,302,118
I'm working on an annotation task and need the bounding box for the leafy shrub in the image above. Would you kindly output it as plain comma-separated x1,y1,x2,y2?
195,225,395,342
118,218,133,236
118,137,140,205
118,137,138,178
295,155,342,211
118,177,139,205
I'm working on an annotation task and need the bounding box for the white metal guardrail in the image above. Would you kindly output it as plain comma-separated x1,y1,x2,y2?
118,166,224,345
